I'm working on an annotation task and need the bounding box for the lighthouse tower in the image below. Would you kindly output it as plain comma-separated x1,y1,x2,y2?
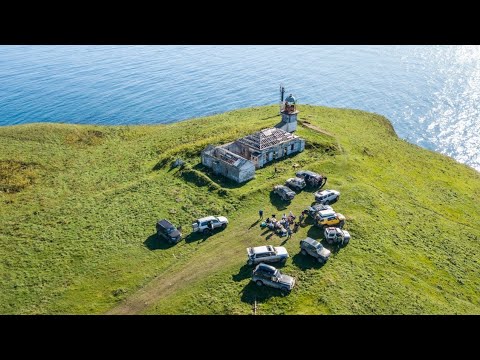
277,91,298,133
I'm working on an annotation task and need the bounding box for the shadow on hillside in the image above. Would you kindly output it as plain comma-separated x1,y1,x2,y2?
303,215,315,226
184,226,228,243
192,164,247,189
143,233,176,251
302,186,321,194
249,219,261,229
184,232,209,244
240,281,286,305
269,191,289,211
260,229,270,236
232,264,252,282
306,225,323,239
262,114,281,121
292,253,326,271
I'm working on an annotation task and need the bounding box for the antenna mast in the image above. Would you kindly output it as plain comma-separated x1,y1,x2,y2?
279,84,285,113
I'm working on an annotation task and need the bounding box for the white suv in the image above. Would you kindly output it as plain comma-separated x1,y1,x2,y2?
246,245,289,265
314,189,340,205
192,216,228,234
324,227,351,246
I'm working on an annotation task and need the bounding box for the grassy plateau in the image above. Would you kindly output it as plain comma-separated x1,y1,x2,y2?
0,105,479,314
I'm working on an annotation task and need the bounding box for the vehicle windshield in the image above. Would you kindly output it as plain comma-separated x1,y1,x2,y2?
309,240,320,249
273,269,280,278
167,226,177,233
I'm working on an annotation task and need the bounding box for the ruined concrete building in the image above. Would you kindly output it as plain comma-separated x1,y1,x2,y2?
201,91,305,183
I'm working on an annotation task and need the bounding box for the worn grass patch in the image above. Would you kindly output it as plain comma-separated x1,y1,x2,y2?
0,160,39,193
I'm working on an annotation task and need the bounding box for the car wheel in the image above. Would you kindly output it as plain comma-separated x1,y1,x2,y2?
301,249,307,256
343,238,349,246
326,237,333,244
221,223,227,229
256,280,263,287
247,260,253,266
281,287,290,294
339,220,345,228
325,200,330,205
317,257,325,264
202,229,210,235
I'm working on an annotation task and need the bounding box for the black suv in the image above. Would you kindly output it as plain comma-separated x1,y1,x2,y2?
304,203,333,219
296,170,327,188
156,219,182,244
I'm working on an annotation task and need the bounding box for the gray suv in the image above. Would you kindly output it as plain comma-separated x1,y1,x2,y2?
251,263,295,293
246,245,289,265
285,177,306,191
300,237,331,264
273,185,296,201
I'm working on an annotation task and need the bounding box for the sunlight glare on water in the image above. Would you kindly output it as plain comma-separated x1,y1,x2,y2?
0,45,478,171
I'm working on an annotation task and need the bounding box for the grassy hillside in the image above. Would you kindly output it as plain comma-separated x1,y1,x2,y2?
1,105,479,314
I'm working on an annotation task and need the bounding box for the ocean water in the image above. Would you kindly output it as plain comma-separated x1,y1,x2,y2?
0,45,479,171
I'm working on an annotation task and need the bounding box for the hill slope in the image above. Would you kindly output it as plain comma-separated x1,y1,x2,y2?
1,105,479,314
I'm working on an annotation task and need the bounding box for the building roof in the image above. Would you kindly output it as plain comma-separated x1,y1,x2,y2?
237,127,298,151
208,147,253,169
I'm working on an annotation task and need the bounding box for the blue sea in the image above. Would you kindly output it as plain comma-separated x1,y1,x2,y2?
0,45,479,171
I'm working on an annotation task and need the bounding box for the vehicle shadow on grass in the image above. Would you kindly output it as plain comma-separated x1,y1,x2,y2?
303,216,315,226
184,227,228,243
233,260,288,283
292,253,326,271
184,232,209,244
302,186,320,194
240,282,285,305
269,192,289,211
143,233,176,250
232,264,252,282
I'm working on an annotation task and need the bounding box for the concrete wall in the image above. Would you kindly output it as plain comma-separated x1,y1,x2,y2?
255,138,304,168
238,162,256,183
201,148,255,183
278,112,298,132
201,151,214,168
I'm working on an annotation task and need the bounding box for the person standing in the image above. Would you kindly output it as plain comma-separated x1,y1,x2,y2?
259,209,263,219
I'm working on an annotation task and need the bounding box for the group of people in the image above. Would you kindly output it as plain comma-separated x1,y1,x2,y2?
259,210,299,239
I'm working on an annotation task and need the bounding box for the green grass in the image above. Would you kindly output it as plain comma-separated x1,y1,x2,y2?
0,105,479,314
